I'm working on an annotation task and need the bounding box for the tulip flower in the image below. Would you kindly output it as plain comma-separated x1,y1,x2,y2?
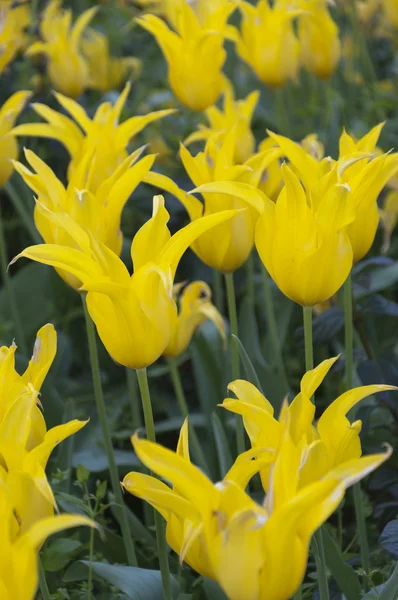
269,125,398,263
123,413,390,600
0,324,88,532
82,29,142,92
185,86,260,163
383,0,398,27
164,281,225,358
145,131,281,272
136,1,235,111
0,2,29,74
380,190,398,253
26,0,97,98
0,487,93,600
12,83,175,192
232,0,302,87
191,161,355,306
13,146,156,288
0,91,31,187
222,355,395,490
297,0,341,80
12,196,238,369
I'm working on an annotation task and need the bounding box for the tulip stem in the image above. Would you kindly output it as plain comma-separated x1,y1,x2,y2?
126,368,142,431
4,181,42,245
0,203,27,355
261,265,289,395
136,368,173,600
167,357,209,473
224,272,245,455
344,274,371,580
39,560,51,600
303,306,329,600
81,296,137,568
274,88,289,136
213,269,224,313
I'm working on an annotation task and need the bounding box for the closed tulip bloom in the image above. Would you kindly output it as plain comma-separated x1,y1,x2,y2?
222,355,395,491
164,281,225,357
123,414,389,600
298,0,341,79
185,86,260,163
233,0,301,87
12,196,237,369
146,131,281,272
13,146,156,288
0,324,87,532
136,1,234,111
26,1,97,98
0,489,93,600
12,83,175,192
0,91,31,187
82,29,141,92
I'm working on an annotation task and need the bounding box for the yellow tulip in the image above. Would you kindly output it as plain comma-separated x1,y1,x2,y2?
233,0,302,87
184,86,260,163
12,83,176,192
0,91,31,187
0,324,87,532
82,29,142,92
136,1,234,111
0,487,93,600
12,196,238,369
13,146,156,289
380,190,398,252
124,414,390,600
26,0,96,98
222,355,395,491
383,0,398,27
270,125,398,262
164,281,225,357
0,2,29,74
145,131,281,272
297,0,341,80
192,161,354,306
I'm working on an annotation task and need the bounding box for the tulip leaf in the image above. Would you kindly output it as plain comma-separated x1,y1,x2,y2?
65,561,180,599
203,577,228,600
380,521,398,559
377,562,398,600
211,412,233,477
322,527,362,600
355,263,398,299
231,334,264,393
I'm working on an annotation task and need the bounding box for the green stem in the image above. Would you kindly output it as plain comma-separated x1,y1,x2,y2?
81,296,137,567
213,269,224,313
38,559,51,600
261,265,289,395
303,306,329,600
344,274,371,580
224,272,245,455
87,523,95,600
0,204,27,354
136,368,173,600
4,181,42,245
293,585,302,600
274,87,289,136
167,357,209,473
126,368,142,431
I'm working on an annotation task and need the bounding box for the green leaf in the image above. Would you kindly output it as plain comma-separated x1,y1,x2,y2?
108,492,157,549
231,334,264,392
377,562,398,600
238,294,266,371
203,577,228,600
211,412,233,477
380,521,398,559
42,538,82,572
322,527,362,600
356,263,398,299
73,561,180,599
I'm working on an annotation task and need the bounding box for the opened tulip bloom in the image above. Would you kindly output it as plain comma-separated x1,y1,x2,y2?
0,91,31,187
232,0,301,87
164,281,225,357
136,0,234,110
297,0,341,79
185,87,260,163
0,324,87,533
12,196,237,369
12,83,175,192
124,411,390,600
26,0,96,98
0,487,93,600
82,29,141,92
146,130,281,272
13,146,156,288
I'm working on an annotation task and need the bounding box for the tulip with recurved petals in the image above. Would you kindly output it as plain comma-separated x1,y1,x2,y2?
11,196,238,369
0,91,31,187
